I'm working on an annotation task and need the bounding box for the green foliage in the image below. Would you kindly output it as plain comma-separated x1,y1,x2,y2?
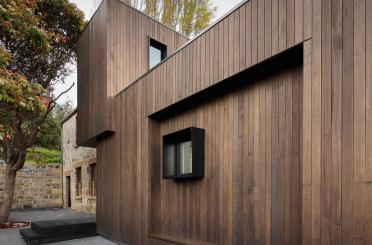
0,0,49,53
0,47,10,68
26,147,61,164
0,69,46,138
0,0,82,223
132,0,217,37
0,0,84,172
192,0,215,36
0,0,85,87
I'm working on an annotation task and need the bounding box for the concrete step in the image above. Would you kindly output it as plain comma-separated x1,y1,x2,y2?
20,217,96,245
20,228,43,245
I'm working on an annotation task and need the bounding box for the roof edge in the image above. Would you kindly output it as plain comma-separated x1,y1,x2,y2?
115,0,249,97
61,108,77,125
117,0,189,39
79,0,189,42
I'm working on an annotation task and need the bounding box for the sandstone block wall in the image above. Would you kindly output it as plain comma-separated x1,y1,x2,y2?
0,162,63,209
62,112,96,213
64,162,96,213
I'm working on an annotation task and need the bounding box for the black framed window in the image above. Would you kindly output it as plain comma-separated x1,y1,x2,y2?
149,38,167,69
163,127,205,180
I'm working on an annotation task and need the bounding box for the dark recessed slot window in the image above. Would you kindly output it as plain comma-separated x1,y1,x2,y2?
75,167,82,196
149,38,167,69
163,127,205,180
89,163,96,196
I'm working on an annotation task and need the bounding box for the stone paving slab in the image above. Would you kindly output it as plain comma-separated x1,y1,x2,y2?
0,227,24,245
10,208,94,222
49,236,118,245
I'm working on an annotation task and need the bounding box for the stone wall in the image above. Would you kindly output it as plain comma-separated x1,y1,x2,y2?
62,112,96,213
63,163,96,213
0,162,62,209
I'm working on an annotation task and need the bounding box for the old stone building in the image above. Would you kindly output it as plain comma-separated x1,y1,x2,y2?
0,162,62,209
61,110,96,213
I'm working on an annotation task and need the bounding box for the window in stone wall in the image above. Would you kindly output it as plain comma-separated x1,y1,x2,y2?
75,167,82,196
89,163,96,196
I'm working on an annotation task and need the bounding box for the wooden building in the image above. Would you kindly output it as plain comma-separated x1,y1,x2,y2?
77,0,372,244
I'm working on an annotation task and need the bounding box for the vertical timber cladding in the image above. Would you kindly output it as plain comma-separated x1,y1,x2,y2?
77,0,188,146
100,45,304,245
77,0,108,145
151,59,303,244
80,0,372,244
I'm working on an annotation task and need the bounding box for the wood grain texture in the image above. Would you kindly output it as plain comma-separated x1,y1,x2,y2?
99,59,303,244
330,0,342,243
77,0,187,145
77,0,372,244
366,1,372,245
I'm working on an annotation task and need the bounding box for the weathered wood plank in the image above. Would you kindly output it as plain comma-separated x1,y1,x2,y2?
302,40,312,245
341,0,354,244
321,0,332,244
330,0,342,242
353,0,366,244
78,1,372,244
366,1,372,244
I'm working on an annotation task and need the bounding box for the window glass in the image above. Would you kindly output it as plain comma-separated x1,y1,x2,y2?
180,141,192,174
149,45,162,69
162,127,204,180
149,39,167,69
164,144,176,177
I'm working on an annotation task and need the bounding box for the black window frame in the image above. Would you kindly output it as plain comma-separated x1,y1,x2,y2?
149,38,167,69
162,127,205,180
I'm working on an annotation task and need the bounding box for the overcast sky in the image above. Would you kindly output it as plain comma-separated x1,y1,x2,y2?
54,0,243,106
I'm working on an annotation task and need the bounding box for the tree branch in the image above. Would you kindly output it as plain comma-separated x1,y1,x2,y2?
0,138,5,159
4,138,12,165
12,150,26,172
51,82,75,105
24,82,75,149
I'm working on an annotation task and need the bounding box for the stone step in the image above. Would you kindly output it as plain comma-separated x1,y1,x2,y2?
20,217,96,245
31,217,96,238
20,228,43,245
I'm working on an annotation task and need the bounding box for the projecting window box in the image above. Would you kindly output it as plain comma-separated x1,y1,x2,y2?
163,127,205,180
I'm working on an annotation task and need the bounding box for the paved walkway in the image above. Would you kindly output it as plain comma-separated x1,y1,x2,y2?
50,236,118,245
0,208,117,245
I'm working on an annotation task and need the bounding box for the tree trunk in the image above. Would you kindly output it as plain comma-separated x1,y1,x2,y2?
0,166,16,224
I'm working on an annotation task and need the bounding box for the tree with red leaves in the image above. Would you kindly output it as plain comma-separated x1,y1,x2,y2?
0,0,85,223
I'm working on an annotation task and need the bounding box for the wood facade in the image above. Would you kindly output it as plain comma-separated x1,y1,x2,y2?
77,0,372,244
77,0,188,145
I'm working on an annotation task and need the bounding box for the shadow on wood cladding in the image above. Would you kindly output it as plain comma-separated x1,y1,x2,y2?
150,43,303,121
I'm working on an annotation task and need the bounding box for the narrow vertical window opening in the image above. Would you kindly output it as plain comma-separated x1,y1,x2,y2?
149,38,167,69
75,167,82,196
89,163,96,196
